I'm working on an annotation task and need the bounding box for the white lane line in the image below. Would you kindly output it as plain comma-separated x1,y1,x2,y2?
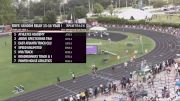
54,84,77,94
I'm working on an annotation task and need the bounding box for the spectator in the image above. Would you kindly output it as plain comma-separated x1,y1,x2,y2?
143,96,148,101
130,72,133,79
80,91,86,101
121,76,127,89
64,97,69,101
154,91,158,99
138,81,144,90
99,83,104,95
85,89,89,101
161,89,165,98
112,84,117,93
108,83,112,95
94,87,98,98
104,85,109,95
76,92,80,101
58,98,62,101
176,89,180,96
89,87,93,97
127,78,131,86
69,95,73,101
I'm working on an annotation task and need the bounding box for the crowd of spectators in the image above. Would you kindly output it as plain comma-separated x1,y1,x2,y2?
58,82,118,101
57,57,179,101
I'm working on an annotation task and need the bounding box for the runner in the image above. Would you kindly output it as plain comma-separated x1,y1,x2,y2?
57,77,60,83
94,66,98,74
124,62,128,69
112,65,115,72
72,72,75,80
72,72,76,83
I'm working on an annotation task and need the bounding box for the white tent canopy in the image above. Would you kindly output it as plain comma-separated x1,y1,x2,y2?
101,11,111,16
117,9,153,20
89,26,107,31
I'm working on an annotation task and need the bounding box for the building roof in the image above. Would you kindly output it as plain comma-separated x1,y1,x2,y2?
117,9,153,20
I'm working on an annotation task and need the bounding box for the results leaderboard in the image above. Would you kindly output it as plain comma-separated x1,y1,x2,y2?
12,23,86,63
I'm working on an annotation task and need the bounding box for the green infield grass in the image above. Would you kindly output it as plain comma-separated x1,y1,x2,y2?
0,31,155,100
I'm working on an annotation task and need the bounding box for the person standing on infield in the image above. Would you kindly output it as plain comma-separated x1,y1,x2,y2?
57,77,60,83
72,72,76,83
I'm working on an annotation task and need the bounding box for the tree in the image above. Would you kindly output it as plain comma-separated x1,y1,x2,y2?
0,0,16,24
74,6,88,19
14,0,62,21
43,10,57,23
173,0,180,5
65,0,109,14
132,0,138,8
33,16,42,23
93,3,104,14
108,4,114,16
14,0,28,20
29,1,44,17
97,0,111,8
151,0,166,8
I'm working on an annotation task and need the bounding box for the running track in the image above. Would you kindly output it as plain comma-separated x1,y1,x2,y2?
4,28,180,101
